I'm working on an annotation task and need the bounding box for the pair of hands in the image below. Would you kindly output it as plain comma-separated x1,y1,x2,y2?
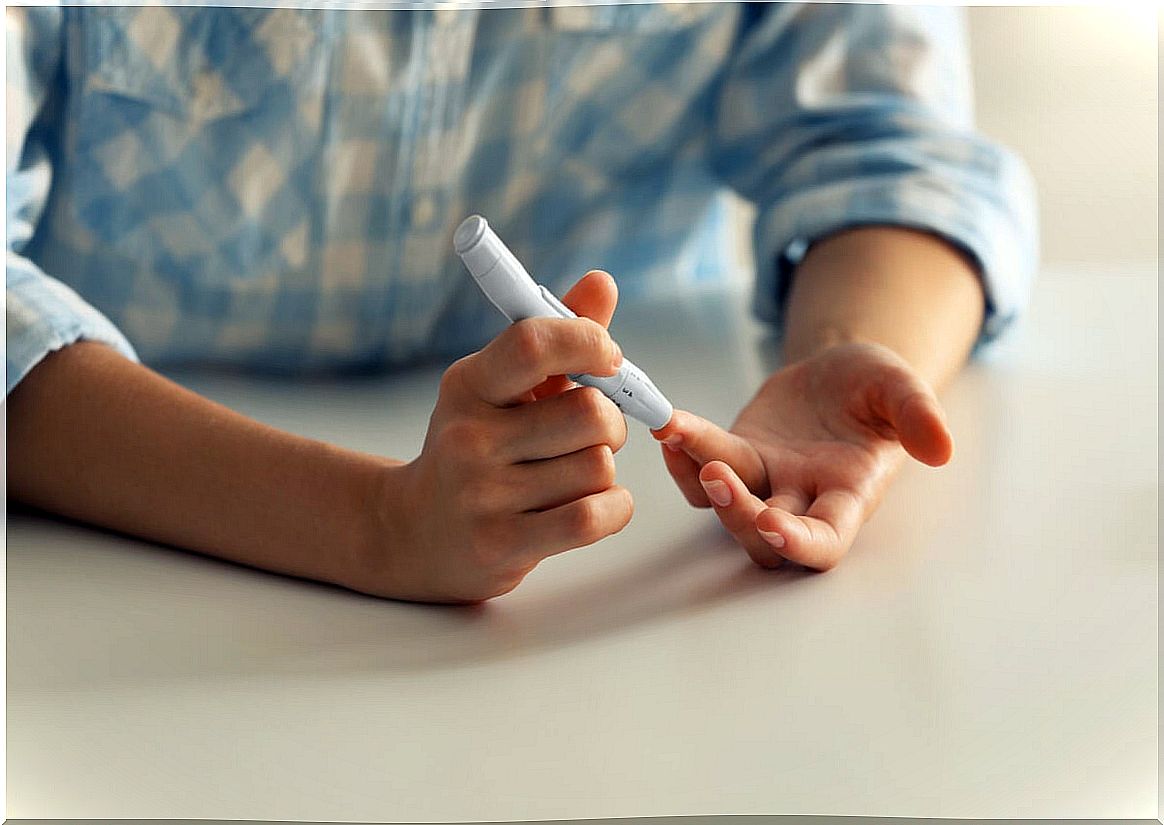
367,271,953,603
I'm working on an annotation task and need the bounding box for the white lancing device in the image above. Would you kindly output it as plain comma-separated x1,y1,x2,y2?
453,215,674,430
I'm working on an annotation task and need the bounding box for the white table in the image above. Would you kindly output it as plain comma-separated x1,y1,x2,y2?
6,267,1158,821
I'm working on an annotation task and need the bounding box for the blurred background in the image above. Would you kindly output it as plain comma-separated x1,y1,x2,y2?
966,3,1158,268
729,4,1159,274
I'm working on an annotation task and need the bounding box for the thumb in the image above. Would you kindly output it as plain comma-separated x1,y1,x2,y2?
874,368,954,467
562,269,618,327
652,409,768,496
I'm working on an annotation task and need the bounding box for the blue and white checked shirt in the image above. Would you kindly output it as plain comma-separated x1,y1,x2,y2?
6,3,1037,394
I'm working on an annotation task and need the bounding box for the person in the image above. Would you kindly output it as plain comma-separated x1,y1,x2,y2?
6,4,1037,603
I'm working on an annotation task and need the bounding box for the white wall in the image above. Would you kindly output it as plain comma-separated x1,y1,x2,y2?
966,4,1159,268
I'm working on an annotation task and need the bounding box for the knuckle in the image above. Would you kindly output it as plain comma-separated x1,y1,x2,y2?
508,321,546,370
585,444,617,489
466,521,507,569
430,421,460,457
574,385,609,422
604,402,628,451
569,489,632,541
439,356,473,397
577,317,609,352
457,477,500,517
568,497,604,539
440,418,493,461
614,488,634,531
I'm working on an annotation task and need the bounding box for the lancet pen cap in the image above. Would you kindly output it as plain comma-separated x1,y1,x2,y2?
454,215,505,279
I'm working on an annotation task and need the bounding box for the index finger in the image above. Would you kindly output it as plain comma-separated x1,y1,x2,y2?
653,409,768,494
465,317,622,407
531,270,619,401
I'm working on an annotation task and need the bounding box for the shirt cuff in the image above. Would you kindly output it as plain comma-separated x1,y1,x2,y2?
751,157,1039,352
6,255,139,395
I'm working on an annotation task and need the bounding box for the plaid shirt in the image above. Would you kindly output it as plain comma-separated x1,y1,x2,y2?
6,2,1037,393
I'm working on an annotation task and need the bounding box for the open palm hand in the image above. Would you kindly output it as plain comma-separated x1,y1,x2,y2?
652,341,954,570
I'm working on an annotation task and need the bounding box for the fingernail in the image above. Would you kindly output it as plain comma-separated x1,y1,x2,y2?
701,479,731,507
612,342,623,369
758,529,786,549
662,434,683,449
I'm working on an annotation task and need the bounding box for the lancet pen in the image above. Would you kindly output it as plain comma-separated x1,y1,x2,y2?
454,215,673,430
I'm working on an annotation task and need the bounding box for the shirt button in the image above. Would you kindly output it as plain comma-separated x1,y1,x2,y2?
411,195,436,227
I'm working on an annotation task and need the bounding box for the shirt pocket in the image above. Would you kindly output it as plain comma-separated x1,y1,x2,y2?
75,6,323,121
65,7,327,285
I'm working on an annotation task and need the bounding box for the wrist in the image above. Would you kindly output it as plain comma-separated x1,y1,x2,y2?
341,456,412,598
780,226,984,388
785,325,875,365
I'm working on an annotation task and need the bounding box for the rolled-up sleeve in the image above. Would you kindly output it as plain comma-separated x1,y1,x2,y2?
6,7,137,396
709,3,1038,347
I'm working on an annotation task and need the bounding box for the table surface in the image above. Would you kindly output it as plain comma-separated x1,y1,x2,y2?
6,267,1158,821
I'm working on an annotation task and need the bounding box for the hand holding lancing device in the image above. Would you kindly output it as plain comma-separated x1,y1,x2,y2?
381,271,632,603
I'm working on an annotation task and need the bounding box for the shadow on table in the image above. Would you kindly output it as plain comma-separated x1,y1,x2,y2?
7,508,816,692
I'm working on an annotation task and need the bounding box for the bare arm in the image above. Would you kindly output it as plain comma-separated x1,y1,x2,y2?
654,226,988,569
783,225,985,388
6,342,390,588
6,271,632,603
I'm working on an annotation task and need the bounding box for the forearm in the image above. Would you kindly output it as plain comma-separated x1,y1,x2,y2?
6,342,395,588
783,226,985,390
